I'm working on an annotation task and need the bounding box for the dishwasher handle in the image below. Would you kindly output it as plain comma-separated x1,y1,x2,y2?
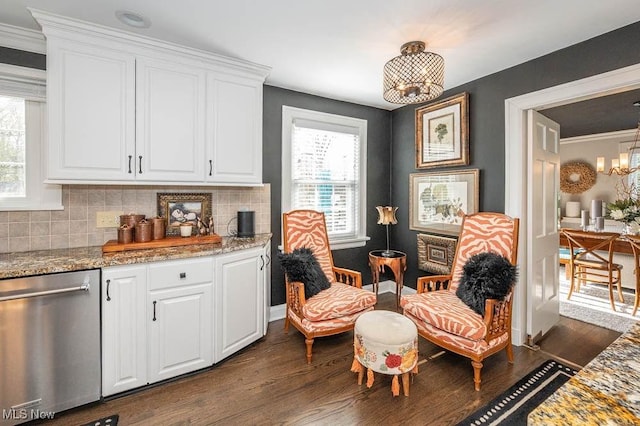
0,279,90,302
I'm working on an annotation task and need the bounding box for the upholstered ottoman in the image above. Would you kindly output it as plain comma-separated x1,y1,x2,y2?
351,310,418,396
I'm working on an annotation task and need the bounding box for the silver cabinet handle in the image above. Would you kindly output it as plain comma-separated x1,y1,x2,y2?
209,159,213,176
153,301,157,321
128,155,132,174
106,279,111,301
138,155,143,174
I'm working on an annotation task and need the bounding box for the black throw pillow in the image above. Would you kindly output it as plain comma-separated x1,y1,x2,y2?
278,247,331,298
455,252,518,316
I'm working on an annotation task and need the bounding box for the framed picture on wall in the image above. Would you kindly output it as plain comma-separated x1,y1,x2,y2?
409,169,479,236
415,92,469,168
417,233,457,274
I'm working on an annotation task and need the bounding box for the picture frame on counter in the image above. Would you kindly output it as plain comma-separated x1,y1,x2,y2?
415,92,469,169
157,192,212,236
409,169,479,236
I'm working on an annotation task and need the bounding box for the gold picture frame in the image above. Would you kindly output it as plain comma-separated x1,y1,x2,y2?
409,169,479,236
417,233,457,274
416,92,469,168
157,192,212,236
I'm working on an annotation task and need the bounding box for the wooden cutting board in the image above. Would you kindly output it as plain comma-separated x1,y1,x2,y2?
102,234,222,253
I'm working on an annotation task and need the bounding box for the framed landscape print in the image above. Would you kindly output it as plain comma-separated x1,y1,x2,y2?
409,169,479,236
157,192,212,236
415,92,469,169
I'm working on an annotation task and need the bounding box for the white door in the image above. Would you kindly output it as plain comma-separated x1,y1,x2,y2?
214,248,264,362
206,72,263,184
102,265,148,396
46,38,136,181
136,57,206,182
147,283,213,383
526,110,561,344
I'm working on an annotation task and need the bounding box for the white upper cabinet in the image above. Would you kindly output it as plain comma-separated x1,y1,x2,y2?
46,37,136,181
136,57,206,182
31,9,270,186
206,72,263,184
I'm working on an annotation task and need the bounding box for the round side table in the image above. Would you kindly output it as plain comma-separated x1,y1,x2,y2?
368,250,407,308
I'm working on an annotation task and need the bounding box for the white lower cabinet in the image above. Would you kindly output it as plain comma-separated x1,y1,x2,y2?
102,265,148,397
147,258,213,383
102,245,269,397
214,247,264,362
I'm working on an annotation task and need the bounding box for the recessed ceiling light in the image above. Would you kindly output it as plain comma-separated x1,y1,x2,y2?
115,10,151,29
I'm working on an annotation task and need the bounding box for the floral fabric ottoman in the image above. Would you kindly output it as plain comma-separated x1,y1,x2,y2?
351,310,418,396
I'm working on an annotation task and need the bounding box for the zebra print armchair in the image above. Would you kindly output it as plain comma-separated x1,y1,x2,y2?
401,212,520,391
282,209,377,364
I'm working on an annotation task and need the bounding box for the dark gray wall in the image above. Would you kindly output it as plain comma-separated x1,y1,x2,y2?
0,46,45,69
263,86,392,305
3,20,640,306
390,20,640,290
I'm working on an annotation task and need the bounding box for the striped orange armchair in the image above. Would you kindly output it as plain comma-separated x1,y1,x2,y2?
401,212,519,391
282,210,377,363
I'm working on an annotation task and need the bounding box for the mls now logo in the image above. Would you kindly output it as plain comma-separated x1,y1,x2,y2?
2,408,55,421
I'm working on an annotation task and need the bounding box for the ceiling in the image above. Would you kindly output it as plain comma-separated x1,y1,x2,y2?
2,0,640,111
1,0,640,137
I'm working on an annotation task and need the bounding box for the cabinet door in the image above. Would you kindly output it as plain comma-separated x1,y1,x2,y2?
206,72,263,184
262,241,271,335
148,283,213,383
46,37,136,181
214,248,264,362
136,56,206,182
102,265,147,396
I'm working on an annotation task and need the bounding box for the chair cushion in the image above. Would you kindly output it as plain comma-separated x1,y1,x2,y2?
401,291,486,341
278,247,331,298
455,252,517,315
302,283,377,322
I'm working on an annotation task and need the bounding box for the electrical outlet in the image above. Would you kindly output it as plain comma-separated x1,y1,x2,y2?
96,211,123,228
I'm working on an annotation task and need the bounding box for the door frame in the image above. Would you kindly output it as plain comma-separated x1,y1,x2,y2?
504,62,640,346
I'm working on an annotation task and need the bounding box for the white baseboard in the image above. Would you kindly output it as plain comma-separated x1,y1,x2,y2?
268,280,414,323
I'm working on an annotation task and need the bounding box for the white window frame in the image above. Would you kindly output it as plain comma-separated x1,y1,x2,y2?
282,105,368,250
0,63,62,211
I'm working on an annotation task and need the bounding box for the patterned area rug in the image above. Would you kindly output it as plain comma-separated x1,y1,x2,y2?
559,271,638,333
81,414,119,426
457,360,577,426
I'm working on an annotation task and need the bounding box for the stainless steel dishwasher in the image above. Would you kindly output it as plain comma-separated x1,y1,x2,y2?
0,269,101,425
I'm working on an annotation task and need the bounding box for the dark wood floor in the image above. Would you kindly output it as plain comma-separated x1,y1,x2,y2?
44,293,621,426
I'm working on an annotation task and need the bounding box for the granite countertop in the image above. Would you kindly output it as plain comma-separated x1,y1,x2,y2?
0,234,272,280
528,322,640,424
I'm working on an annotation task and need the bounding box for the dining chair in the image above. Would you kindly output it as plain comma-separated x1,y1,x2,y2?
559,228,624,311
620,234,640,316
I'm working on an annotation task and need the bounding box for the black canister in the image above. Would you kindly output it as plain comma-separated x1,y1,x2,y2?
237,211,255,238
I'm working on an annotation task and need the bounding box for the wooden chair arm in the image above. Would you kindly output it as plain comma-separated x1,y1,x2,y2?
416,274,452,293
332,266,362,288
483,292,513,343
285,279,307,317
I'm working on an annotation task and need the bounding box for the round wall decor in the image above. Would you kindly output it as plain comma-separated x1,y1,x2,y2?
560,161,597,194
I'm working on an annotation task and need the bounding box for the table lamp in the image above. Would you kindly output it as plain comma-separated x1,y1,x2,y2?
376,206,398,257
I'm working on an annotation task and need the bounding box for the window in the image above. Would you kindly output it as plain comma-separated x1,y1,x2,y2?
0,63,61,211
282,106,368,249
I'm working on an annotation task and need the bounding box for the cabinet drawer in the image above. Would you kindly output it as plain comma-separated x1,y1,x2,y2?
148,257,213,290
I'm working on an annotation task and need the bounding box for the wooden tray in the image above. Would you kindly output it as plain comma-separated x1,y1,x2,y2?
102,234,222,253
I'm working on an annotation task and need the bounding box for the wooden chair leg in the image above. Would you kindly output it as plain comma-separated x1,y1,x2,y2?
616,273,625,303
607,283,617,311
471,360,483,391
634,290,639,316
506,342,514,363
401,373,410,396
305,338,314,364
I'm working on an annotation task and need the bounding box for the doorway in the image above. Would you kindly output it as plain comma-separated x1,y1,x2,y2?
504,62,640,346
